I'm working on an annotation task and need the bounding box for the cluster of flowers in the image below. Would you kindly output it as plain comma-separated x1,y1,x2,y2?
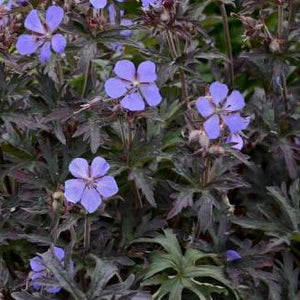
15,1,131,62
18,1,249,294
14,0,167,62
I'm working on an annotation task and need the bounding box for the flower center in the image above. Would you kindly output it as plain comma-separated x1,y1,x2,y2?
85,177,96,189
45,31,52,40
132,80,139,87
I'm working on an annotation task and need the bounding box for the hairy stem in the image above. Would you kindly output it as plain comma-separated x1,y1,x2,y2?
277,3,289,111
277,3,284,40
288,1,296,32
220,2,234,86
81,60,93,98
83,216,91,253
166,30,189,106
56,59,64,90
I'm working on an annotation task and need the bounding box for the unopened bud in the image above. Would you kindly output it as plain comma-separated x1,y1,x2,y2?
269,39,281,53
208,145,225,155
52,191,64,200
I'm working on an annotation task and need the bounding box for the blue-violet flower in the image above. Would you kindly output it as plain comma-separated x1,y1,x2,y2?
64,157,118,213
16,6,66,63
105,60,162,111
196,81,249,149
29,247,71,294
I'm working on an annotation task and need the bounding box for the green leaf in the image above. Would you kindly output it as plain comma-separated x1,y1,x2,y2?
136,230,238,299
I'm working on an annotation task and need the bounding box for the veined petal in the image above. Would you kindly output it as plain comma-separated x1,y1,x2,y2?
30,272,44,291
209,81,228,105
16,34,42,55
196,97,215,117
114,60,135,81
108,4,116,24
39,41,51,63
120,92,145,111
51,33,66,54
223,90,245,111
139,83,162,107
68,158,89,179
91,156,110,178
96,176,118,198
64,179,86,203
24,9,46,34
53,247,64,262
80,188,102,213
104,78,129,98
46,286,61,294
46,5,64,32
142,0,162,8
120,19,133,37
90,0,107,9
204,114,220,139
226,250,242,262
30,256,45,272
222,113,247,134
137,61,157,83
226,133,244,150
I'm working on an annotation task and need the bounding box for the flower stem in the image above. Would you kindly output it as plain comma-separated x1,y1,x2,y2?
83,215,91,253
219,2,234,86
56,59,64,90
277,3,289,111
166,30,189,106
288,1,296,32
81,60,93,98
202,157,211,187
277,3,284,40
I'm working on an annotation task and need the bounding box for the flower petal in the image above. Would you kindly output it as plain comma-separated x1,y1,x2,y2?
30,271,44,290
120,92,145,111
51,33,66,54
69,158,89,179
114,60,135,81
30,256,45,272
90,156,110,178
64,179,86,203
222,113,247,134
196,97,215,117
96,176,118,198
90,0,107,9
16,34,41,55
226,250,242,262
46,286,62,294
223,90,245,111
104,78,129,98
120,19,132,37
46,5,64,32
24,9,46,34
142,0,162,8
137,61,157,83
53,247,64,262
209,81,228,105
80,188,102,213
204,114,220,139
39,41,52,63
108,4,116,24
226,133,244,150
139,83,162,107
